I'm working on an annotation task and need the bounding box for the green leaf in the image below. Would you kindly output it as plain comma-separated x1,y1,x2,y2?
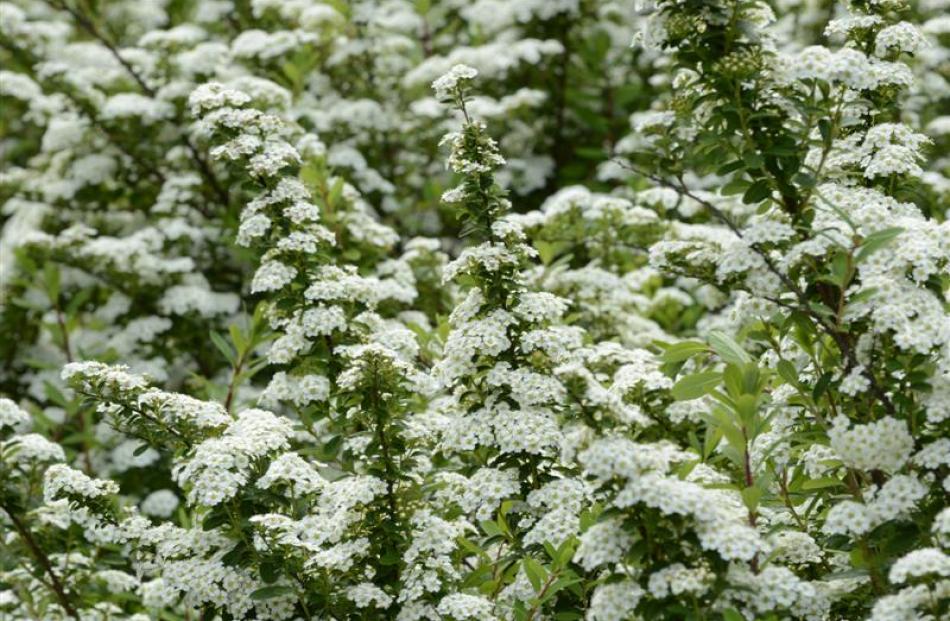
228,323,246,354
793,172,816,189
721,178,749,196
856,227,903,263
209,331,235,364
672,371,722,401
828,252,852,288
808,301,836,319
328,177,345,209
321,435,342,459
776,360,800,387
707,331,752,366
660,340,709,363
703,425,722,459
480,521,502,538
723,609,747,621
818,119,832,147
555,539,576,567
716,160,745,176
522,558,546,592
250,585,295,600
202,508,229,531
734,394,759,429
458,537,489,560
541,576,582,604
742,152,764,169
43,381,68,407
723,364,744,399
281,62,302,94
44,263,61,302
534,240,560,265
812,371,833,401
741,486,763,512
260,560,280,583
801,476,843,490
742,179,772,204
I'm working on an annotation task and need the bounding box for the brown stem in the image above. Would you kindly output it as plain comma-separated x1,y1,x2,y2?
222,350,248,414
620,163,897,416
777,467,808,532
547,15,572,189
50,0,152,94
525,568,561,621
844,470,886,593
419,16,432,57
50,298,94,473
0,38,166,187
2,504,80,618
368,363,402,569
53,307,73,364
488,543,510,610
47,0,230,210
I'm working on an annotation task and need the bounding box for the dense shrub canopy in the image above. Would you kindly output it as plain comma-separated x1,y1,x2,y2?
0,0,948,620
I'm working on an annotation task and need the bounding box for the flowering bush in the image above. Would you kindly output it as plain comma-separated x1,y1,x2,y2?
0,0,948,620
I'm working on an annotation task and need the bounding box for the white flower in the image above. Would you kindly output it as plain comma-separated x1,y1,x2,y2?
44,464,119,502
437,593,495,620
251,260,297,293
141,490,180,518
431,64,478,100
889,548,950,584
828,415,915,473
588,580,643,621
0,398,29,430
347,583,393,609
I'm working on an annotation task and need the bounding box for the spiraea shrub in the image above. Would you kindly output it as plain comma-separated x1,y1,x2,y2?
0,0,948,619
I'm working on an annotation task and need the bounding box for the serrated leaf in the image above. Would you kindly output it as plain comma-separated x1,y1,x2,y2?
703,425,722,459
260,560,280,584
209,331,235,364
672,371,722,401
458,537,489,559
734,394,759,429
741,486,763,512
523,558,546,592
812,372,834,401
801,477,843,490
793,172,816,189
228,323,246,354
250,585,295,600
721,178,749,196
44,263,60,301
818,119,832,147
328,177,345,209
742,152,764,169
716,160,745,175
723,609,747,621
43,381,68,407
776,360,800,387
742,179,772,204
708,331,752,366
660,340,709,363
202,509,229,531
856,227,903,263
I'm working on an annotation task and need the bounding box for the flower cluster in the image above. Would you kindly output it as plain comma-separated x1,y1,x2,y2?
0,0,947,620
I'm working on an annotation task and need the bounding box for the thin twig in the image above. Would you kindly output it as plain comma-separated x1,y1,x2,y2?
619,161,897,415
47,0,230,210
2,503,80,619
